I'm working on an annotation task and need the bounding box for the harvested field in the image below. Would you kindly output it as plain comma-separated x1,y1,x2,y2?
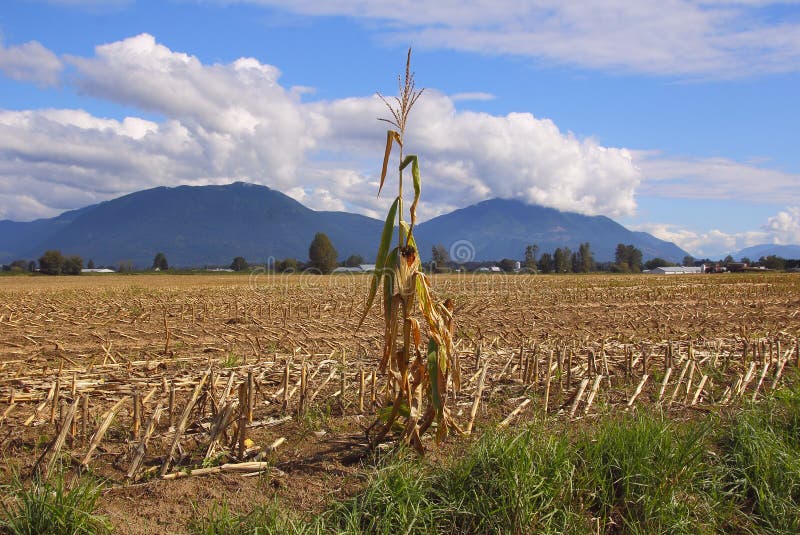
0,272,798,533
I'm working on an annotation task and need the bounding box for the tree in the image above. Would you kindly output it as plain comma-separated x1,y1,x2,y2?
276,258,299,273
431,244,450,267
308,233,337,274
62,255,83,275
39,250,64,275
8,260,27,273
498,258,518,273
524,244,538,271
629,247,643,272
614,244,643,273
345,254,364,267
578,242,594,273
644,257,674,270
682,255,695,267
27,260,36,272
554,247,571,273
615,244,628,269
230,256,249,272
538,252,553,274
741,257,752,265
760,255,786,270
723,255,734,264
572,252,582,273
152,252,168,271
87,259,95,269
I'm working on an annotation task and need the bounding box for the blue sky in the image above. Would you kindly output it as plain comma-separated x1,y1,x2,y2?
1,0,799,258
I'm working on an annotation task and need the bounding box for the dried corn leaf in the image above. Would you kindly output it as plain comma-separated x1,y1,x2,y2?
378,130,401,197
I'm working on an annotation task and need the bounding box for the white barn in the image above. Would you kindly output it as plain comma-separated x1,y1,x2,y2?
645,266,703,275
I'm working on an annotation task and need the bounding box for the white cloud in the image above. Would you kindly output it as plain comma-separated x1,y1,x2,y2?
634,205,800,257
63,33,325,185
450,92,495,102
220,0,800,78
0,40,63,86
285,186,346,212
765,206,800,244
633,222,766,257
311,91,641,219
0,33,643,223
635,153,800,205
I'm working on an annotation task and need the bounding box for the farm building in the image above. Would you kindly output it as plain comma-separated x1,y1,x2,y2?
644,266,703,275
81,268,115,273
332,264,375,274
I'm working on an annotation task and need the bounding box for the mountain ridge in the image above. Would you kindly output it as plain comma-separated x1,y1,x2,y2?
0,182,690,266
733,243,800,260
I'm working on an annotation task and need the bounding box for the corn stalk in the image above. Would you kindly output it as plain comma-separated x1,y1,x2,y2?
359,49,462,452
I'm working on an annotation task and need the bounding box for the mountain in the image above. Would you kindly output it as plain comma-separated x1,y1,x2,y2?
0,183,689,267
2,182,383,267
414,199,688,263
734,244,800,260
0,206,93,261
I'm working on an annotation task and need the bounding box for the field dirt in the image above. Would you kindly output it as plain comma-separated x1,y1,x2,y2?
1,272,799,533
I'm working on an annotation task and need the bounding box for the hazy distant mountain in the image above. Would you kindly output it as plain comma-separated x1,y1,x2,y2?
414,199,689,263
734,244,800,260
0,206,93,261
0,182,689,267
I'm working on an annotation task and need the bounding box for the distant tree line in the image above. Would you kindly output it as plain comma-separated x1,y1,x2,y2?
422,241,726,274
36,250,83,275
9,236,796,276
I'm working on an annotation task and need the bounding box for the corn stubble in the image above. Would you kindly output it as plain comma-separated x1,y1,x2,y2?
359,50,462,451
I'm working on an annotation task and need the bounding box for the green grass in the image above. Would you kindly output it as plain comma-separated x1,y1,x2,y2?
186,387,800,533
222,353,240,368
187,501,305,535
0,471,111,535
318,452,443,534
9,385,794,534
724,386,800,533
437,427,581,533
575,412,730,534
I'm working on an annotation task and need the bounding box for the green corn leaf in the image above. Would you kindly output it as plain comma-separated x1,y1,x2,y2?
378,130,401,197
439,345,448,375
406,226,419,255
358,197,399,329
428,339,442,413
400,155,421,229
377,400,410,422
399,220,410,239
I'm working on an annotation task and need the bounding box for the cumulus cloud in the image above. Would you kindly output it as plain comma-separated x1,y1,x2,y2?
310,90,642,219
765,206,800,244
634,206,800,257
66,34,323,185
633,222,766,257
221,0,800,78
285,185,346,212
0,33,642,222
0,40,63,86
